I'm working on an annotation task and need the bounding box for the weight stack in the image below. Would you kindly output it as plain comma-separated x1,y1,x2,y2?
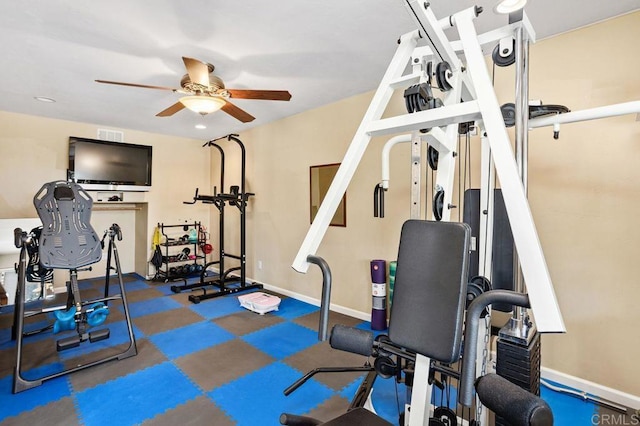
370,259,387,331
495,332,541,426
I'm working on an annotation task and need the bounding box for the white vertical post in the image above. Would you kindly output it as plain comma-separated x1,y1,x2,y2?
478,132,495,280
410,133,422,219
408,354,433,426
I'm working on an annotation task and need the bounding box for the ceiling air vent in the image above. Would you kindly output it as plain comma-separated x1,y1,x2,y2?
97,128,124,142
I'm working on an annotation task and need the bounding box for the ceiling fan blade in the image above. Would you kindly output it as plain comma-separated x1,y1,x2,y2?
156,102,186,117
95,79,179,92
227,89,292,101
182,57,211,87
221,101,255,123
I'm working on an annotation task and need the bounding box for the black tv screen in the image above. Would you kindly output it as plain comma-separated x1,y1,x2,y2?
69,137,152,187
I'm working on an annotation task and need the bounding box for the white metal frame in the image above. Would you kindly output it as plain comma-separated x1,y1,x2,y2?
292,4,566,333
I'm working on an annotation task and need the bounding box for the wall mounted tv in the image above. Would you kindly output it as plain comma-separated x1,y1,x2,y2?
68,137,152,191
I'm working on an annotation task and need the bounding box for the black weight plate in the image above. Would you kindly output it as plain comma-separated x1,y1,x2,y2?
434,407,458,426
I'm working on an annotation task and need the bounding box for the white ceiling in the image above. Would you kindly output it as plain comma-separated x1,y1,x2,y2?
0,1,637,141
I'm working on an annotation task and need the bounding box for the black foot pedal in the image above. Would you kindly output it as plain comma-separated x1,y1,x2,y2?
89,328,110,343
57,335,81,352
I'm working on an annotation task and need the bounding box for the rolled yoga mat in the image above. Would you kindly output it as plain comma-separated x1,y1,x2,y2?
389,260,397,310
370,259,387,330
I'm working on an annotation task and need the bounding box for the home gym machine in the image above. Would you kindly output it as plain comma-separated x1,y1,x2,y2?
294,3,565,425
12,180,137,393
177,133,262,303
291,0,640,423
282,220,552,426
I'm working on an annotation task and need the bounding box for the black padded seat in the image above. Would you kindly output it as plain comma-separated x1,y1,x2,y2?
296,220,471,426
388,220,471,363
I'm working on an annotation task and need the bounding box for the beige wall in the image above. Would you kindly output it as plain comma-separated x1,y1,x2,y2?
0,111,211,282
224,12,640,395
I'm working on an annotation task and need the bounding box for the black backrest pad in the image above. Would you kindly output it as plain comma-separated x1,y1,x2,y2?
388,220,471,363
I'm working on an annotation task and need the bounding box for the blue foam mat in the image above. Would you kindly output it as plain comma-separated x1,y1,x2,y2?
242,322,318,360
149,320,234,359
75,361,200,426
210,361,334,426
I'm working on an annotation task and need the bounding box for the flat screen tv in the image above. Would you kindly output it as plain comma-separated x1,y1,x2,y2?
68,137,152,191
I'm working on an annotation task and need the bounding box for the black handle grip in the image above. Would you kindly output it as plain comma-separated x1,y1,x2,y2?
279,413,321,426
14,228,24,249
373,184,385,218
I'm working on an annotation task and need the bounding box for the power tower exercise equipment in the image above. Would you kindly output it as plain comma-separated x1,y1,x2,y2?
178,134,263,303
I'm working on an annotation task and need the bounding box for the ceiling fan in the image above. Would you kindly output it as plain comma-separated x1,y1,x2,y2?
96,57,291,123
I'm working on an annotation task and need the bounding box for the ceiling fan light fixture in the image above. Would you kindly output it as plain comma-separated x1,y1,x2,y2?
179,95,225,115
494,0,527,14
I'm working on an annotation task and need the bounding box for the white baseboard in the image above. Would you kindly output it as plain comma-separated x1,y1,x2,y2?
253,277,372,322
541,367,640,410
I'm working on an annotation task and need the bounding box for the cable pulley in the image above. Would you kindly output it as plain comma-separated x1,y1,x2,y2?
501,103,517,127
492,39,516,67
435,61,453,91
404,83,444,133
428,145,439,170
404,83,433,113
433,189,445,221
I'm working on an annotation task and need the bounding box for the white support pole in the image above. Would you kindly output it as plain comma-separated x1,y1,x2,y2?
292,31,420,273
409,38,425,221
475,130,495,426
478,131,495,280
408,354,433,426
410,132,423,219
511,19,530,327
454,8,565,333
